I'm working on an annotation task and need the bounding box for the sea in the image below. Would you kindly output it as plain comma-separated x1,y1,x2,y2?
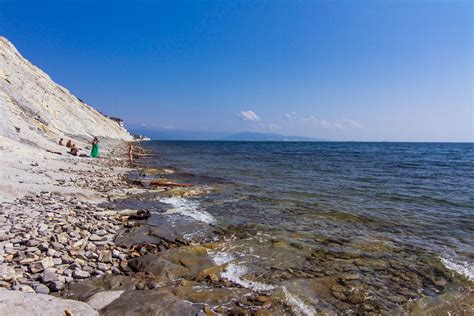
137,141,474,314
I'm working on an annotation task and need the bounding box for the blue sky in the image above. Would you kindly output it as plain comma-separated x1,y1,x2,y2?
1,0,472,141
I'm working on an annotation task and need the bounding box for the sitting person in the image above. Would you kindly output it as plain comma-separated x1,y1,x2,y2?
58,138,64,146
69,143,79,156
66,140,72,148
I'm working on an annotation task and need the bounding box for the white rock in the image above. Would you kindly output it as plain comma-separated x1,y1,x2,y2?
0,288,98,315
0,264,16,281
86,290,124,310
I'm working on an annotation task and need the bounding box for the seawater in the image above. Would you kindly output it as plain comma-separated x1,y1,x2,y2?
142,141,473,312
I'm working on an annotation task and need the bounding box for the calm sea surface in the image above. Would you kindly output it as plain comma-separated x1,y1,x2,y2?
140,141,473,313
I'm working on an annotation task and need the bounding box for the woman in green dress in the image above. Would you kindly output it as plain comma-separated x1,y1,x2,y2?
90,137,99,158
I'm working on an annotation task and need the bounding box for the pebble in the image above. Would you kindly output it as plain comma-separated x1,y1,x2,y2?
73,269,90,279
34,284,50,294
0,192,132,292
48,280,65,292
19,285,36,293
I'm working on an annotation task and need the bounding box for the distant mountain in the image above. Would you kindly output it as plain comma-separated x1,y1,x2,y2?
128,127,230,140
129,127,323,142
221,132,322,142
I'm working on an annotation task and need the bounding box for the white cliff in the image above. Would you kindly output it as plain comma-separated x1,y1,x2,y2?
0,36,132,148
0,36,133,201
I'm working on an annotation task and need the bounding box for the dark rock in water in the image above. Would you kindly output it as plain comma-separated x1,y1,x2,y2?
127,210,151,221
346,288,366,304
100,288,202,316
128,255,190,282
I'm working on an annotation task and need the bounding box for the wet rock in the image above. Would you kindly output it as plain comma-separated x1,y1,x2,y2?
346,289,365,304
255,296,271,303
203,305,217,316
330,284,345,293
388,294,407,304
65,275,136,302
128,255,190,282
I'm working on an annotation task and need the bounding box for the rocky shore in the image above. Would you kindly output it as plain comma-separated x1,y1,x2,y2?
0,142,289,315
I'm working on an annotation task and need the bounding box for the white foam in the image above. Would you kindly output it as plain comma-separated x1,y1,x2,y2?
221,263,316,315
209,250,235,265
209,249,316,316
282,287,316,316
159,197,216,224
441,257,474,282
221,263,275,292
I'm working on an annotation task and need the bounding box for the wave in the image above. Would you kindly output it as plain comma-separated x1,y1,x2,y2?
209,250,316,316
159,197,216,224
441,257,474,282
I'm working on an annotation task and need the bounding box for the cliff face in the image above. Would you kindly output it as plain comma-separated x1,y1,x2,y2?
0,36,132,149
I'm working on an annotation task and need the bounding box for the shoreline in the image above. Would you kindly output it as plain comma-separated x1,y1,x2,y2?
0,140,147,314
0,140,290,315
1,139,473,315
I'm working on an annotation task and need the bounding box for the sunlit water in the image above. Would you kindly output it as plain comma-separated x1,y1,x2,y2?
141,141,473,313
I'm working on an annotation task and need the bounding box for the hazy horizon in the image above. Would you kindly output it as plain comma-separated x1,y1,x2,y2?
1,0,472,142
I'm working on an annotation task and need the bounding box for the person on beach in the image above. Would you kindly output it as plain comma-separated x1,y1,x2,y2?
58,138,64,146
128,144,133,165
90,137,99,158
66,140,72,148
69,143,79,156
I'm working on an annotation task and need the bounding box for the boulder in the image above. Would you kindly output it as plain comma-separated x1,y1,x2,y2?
100,288,201,316
86,291,124,310
0,289,98,316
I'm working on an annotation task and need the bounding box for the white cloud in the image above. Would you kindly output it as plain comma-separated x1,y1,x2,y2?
300,115,362,129
239,110,261,121
284,112,296,119
341,119,363,129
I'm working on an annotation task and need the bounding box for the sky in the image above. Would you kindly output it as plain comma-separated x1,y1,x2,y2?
0,0,472,141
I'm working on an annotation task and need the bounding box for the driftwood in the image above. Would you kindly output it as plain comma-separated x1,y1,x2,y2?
149,180,193,187
46,149,62,155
